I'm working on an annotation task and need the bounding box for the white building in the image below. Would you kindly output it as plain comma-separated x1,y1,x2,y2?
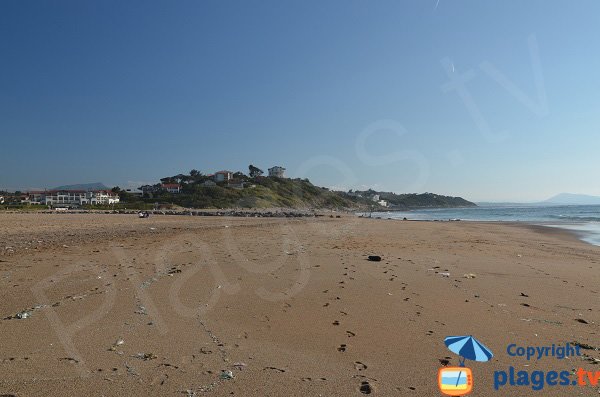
25,190,119,206
161,184,182,193
203,180,217,187
88,191,120,205
214,171,233,182
268,166,286,178
44,191,88,206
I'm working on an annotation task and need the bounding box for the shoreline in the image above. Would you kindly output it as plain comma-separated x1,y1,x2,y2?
364,211,600,247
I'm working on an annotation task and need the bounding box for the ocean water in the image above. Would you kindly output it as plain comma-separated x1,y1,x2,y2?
366,204,600,246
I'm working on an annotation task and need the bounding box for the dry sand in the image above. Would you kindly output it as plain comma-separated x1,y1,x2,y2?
0,213,598,396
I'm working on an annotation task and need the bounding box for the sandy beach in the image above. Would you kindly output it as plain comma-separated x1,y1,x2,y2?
0,213,598,396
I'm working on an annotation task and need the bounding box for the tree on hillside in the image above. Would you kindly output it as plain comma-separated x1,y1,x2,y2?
189,169,205,183
249,164,263,178
160,177,176,184
233,171,247,180
174,174,188,184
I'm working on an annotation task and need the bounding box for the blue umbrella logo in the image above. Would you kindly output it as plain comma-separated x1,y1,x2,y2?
439,336,492,395
444,335,494,367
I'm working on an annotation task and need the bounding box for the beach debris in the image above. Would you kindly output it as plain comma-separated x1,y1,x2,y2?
134,352,157,361
440,272,451,278
232,362,247,370
517,254,522,257
367,255,382,262
219,370,234,380
520,318,562,325
134,304,147,315
15,310,31,319
4,309,34,320
125,362,139,377
108,338,125,351
463,273,477,279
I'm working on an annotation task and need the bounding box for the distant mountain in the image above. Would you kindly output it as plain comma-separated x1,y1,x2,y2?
543,193,600,205
52,182,109,191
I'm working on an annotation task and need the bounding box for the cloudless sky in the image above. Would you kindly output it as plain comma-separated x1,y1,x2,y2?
1,0,599,201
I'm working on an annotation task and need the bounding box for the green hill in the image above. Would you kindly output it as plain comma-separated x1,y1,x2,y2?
124,177,367,210
118,171,475,210
353,189,477,209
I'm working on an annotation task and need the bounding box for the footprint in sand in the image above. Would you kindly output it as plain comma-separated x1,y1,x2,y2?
439,357,451,366
346,331,356,337
354,361,367,371
359,380,373,394
337,344,347,352
332,320,340,326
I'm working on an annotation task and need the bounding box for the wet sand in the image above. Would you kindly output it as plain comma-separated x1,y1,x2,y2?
0,213,599,396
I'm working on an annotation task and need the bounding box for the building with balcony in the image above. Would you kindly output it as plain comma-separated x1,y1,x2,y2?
268,166,286,178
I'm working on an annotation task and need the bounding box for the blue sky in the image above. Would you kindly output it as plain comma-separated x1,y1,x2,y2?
1,1,599,201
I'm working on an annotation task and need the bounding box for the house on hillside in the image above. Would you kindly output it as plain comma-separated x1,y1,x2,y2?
161,183,182,194
268,166,286,178
203,180,217,187
214,171,233,182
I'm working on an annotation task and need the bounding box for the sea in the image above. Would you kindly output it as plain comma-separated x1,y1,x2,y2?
366,204,600,246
